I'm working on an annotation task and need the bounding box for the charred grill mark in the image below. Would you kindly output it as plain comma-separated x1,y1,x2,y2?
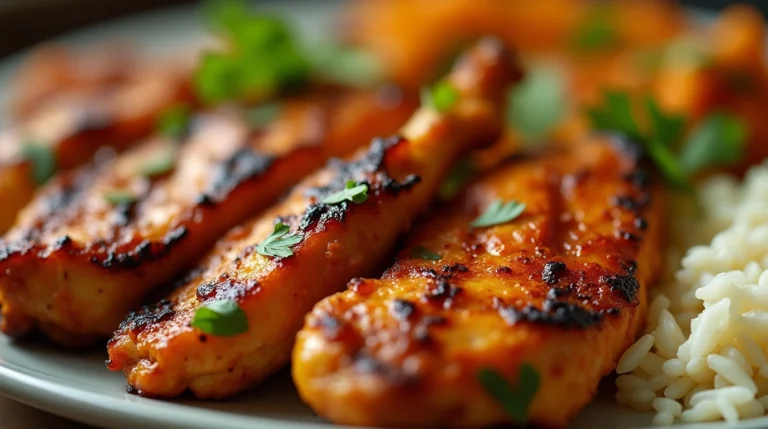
441,263,469,275
496,297,604,329
195,273,260,302
496,266,513,275
618,231,641,242
115,299,176,336
298,136,421,233
200,147,274,204
541,261,567,284
353,352,417,386
607,133,644,162
612,195,646,212
600,273,640,302
391,299,416,320
113,200,138,227
623,169,650,190
94,226,188,270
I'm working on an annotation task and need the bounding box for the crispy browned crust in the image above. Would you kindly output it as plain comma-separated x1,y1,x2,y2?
0,87,416,346
106,38,522,399
292,134,664,428
0,62,192,234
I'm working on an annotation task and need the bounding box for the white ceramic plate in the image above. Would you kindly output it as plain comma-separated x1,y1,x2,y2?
0,2,766,428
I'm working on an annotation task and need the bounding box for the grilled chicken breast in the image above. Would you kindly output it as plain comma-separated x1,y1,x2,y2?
0,64,191,233
0,87,415,346
292,135,664,428
106,39,522,399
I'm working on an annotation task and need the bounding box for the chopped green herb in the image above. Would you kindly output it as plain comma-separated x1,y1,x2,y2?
255,222,303,258
439,159,476,201
322,181,369,205
194,1,310,104
190,299,249,336
587,91,748,190
471,200,526,228
246,102,282,129
104,189,138,205
679,112,747,174
411,246,441,261
571,4,618,53
21,141,56,185
156,105,191,140
477,365,540,425
663,36,711,69
507,64,566,141
309,44,384,88
139,146,176,178
421,81,459,113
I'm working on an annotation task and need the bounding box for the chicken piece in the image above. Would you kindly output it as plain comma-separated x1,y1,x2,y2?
292,134,664,428
0,86,416,347
0,63,192,233
106,39,521,399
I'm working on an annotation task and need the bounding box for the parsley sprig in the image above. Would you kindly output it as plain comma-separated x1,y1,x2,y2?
411,246,441,261
156,105,191,141
322,180,368,205
21,141,57,185
587,91,747,189
255,223,303,258
478,365,540,425
507,64,566,142
471,200,526,228
421,81,459,113
103,189,139,205
190,299,249,336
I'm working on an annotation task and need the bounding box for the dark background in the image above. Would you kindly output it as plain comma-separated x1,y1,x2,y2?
0,0,765,58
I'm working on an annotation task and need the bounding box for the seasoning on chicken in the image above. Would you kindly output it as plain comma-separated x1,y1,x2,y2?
292,134,663,428
106,38,522,399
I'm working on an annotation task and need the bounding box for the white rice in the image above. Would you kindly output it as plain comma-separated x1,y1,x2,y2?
615,163,768,423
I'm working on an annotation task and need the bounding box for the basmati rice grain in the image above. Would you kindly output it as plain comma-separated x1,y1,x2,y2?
684,384,712,409
639,353,666,375
651,411,674,426
663,359,686,378
759,364,768,379
653,397,683,416
690,386,754,408
707,354,758,392
686,357,716,383
721,346,753,376
628,389,656,411
717,395,739,423
681,399,722,422
674,312,697,333
736,337,767,368
664,376,696,399
616,374,652,392
757,395,768,408
714,375,732,389
617,334,654,374
647,294,671,332
690,299,731,358
736,399,765,419
649,374,674,392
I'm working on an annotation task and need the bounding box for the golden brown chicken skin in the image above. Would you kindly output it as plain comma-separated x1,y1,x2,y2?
292,135,664,428
106,39,522,399
0,63,192,233
0,87,416,346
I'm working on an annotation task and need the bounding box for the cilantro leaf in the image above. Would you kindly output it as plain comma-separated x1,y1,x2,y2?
571,4,618,53
322,181,368,205
645,97,685,149
439,159,476,201
678,112,747,174
21,141,56,185
411,246,441,261
194,1,310,104
507,64,566,141
471,200,526,228
246,102,282,129
190,299,249,336
309,44,384,88
156,105,191,140
104,189,138,205
140,145,176,178
478,364,540,425
255,223,303,258
421,81,459,113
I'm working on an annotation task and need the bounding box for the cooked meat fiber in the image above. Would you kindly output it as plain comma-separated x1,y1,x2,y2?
292,135,664,428
107,39,522,399
0,62,191,233
0,87,415,346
